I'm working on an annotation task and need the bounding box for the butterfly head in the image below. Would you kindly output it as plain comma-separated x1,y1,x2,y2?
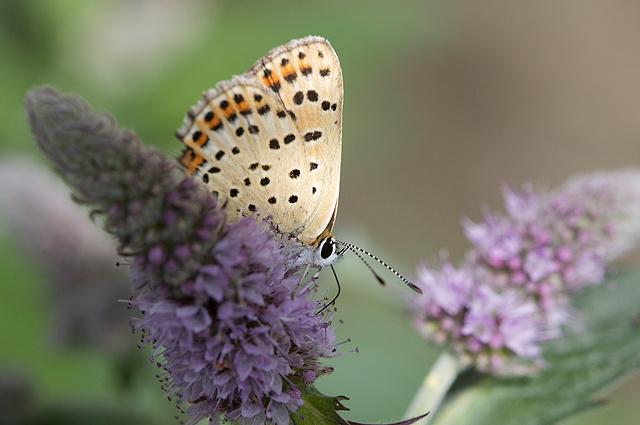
312,237,342,267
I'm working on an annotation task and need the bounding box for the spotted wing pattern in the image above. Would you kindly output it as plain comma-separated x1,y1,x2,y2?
176,36,343,246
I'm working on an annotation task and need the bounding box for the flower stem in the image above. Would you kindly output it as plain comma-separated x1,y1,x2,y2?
404,351,462,425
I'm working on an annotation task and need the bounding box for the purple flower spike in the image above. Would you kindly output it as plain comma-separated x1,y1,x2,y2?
415,262,473,317
463,215,522,268
412,169,640,375
462,286,541,359
133,219,335,424
412,262,545,375
26,87,336,425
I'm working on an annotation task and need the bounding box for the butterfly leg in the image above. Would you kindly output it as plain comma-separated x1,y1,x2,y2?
315,265,340,315
298,263,311,286
311,266,322,280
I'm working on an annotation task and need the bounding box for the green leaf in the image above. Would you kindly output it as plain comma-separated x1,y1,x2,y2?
291,386,351,425
431,271,640,425
293,386,429,425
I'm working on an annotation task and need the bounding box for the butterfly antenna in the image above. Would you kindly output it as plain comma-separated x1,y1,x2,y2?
335,239,423,294
316,265,341,315
345,245,387,287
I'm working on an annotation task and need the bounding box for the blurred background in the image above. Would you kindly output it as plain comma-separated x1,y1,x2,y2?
1,0,639,423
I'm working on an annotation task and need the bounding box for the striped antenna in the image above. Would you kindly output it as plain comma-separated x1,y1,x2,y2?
334,239,423,294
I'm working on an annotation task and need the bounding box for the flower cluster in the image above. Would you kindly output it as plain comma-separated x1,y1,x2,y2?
134,217,335,424
26,87,335,425
412,260,546,375
467,173,640,295
411,170,640,375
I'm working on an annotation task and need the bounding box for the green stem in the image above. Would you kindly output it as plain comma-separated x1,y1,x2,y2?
404,351,462,425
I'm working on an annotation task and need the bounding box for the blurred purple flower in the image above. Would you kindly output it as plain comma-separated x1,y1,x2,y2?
466,171,640,294
415,262,473,317
463,215,523,269
523,247,558,282
412,262,545,375
26,87,335,425
0,159,131,354
462,286,540,359
502,183,541,223
412,169,640,375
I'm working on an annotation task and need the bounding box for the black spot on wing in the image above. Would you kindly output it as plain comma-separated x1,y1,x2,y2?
284,73,297,83
307,90,318,102
304,131,322,142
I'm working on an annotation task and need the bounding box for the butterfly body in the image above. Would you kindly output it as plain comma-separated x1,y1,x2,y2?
176,37,423,294
176,36,342,260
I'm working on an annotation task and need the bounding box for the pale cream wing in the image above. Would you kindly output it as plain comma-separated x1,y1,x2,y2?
248,36,343,245
176,36,343,246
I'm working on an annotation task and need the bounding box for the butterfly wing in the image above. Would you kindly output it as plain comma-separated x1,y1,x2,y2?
176,36,343,246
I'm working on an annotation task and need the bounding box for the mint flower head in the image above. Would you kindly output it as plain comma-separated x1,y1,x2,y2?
465,171,640,295
133,217,335,425
412,261,546,375
411,170,640,375
26,87,220,288
26,87,335,425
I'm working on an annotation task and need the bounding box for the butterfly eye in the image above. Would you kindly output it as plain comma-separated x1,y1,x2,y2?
320,238,335,260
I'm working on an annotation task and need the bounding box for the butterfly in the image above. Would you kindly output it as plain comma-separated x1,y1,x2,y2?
175,36,421,295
